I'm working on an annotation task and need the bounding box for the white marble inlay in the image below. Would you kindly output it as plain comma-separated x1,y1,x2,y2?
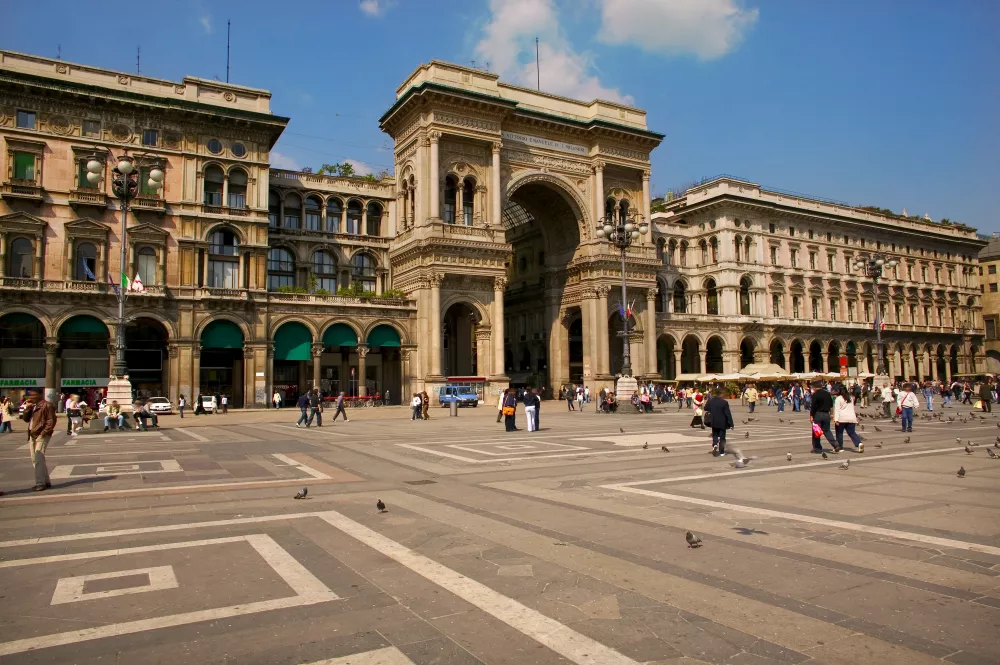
51,565,177,605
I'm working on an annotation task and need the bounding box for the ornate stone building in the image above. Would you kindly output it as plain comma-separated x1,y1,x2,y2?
651,177,986,382
976,236,1000,373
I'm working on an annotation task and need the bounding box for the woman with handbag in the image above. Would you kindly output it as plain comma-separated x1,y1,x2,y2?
502,388,518,432
833,385,863,451
66,394,84,437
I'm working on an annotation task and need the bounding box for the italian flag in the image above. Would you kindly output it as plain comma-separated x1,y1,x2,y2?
121,272,131,292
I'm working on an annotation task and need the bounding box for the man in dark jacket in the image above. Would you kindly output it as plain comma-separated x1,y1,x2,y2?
704,389,734,456
22,389,56,491
295,392,310,428
980,380,993,413
809,380,840,453
524,388,541,431
306,388,323,427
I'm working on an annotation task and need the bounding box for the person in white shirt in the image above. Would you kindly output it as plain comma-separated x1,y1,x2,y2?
411,393,423,420
833,385,863,451
896,383,919,433
273,391,282,409
178,394,186,418
220,394,228,415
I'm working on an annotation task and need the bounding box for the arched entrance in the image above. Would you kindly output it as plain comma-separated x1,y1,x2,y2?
125,318,169,399
273,322,312,403
320,323,358,399
706,337,724,373
681,335,700,374
443,303,479,378
827,341,840,374
0,313,46,400
790,340,805,373
950,345,960,377
503,177,585,390
657,335,676,379
770,339,785,368
200,320,245,407
845,342,857,376
937,345,949,380
739,338,755,369
59,315,110,406
366,324,402,400
808,341,823,372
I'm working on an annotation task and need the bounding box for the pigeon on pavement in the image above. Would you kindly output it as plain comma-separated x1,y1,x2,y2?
376,498,387,513
965,446,974,454
988,448,998,459
294,487,308,500
875,442,883,448
839,459,850,470
620,427,624,434
903,437,911,443
786,452,792,461
956,438,963,444
686,531,703,548
858,442,864,454
957,466,966,478
874,426,882,432
822,451,828,459
745,431,750,438
662,445,670,452
643,442,648,449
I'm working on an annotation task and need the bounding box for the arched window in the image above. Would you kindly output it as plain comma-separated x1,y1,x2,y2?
734,235,742,262
75,242,97,281
352,253,376,292
268,190,280,228
312,251,336,293
304,196,322,231
283,194,301,230
326,197,342,233
744,236,752,262
605,197,617,221
668,239,677,266
656,238,665,263
267,248,295,291
619,199,630,222
137,247,158,286
203,165,224,206
710,236,718,263
228,169,247,209
740,277,752,316
366,202,383,236
679,241,688,267
706,278,719,315
462,178,475,226
655,281,666,313
443,176,458,223
8,237,33,278
673,282,687,313
700,240,708,266
208,229,239,288
346,200,362,234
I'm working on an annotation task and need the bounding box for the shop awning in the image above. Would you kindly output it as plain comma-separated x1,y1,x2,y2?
367,324,401,348
201,320,244,349
273,322,312,361
60,315,108,335
323,323,357,347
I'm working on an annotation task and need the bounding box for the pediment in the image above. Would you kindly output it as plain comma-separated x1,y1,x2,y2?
127,222,168,242
0,211,47,235
65,217,111,239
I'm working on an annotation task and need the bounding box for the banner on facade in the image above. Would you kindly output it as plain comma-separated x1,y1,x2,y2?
0,378,44,388
61,378,110,387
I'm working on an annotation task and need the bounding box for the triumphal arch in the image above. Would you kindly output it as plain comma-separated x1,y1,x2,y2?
380,61,664,397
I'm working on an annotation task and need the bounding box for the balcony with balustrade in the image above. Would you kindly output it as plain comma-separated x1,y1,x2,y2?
1,179,44,203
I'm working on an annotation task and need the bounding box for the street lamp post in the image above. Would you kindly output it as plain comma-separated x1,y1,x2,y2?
85,151,163,409
596,208,648,399
853,252,898,377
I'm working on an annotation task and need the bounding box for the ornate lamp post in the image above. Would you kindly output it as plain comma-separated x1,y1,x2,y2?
596,208,648,398
85,151,163,407
853,252,897,377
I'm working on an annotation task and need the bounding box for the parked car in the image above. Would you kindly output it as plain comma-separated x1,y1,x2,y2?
437,384,479,407
148,397,172,414
201,395,216,413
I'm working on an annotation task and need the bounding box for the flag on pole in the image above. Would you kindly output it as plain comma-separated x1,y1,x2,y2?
618,301,626,320
81,257,96,281
131,274,145,293
107,271,119,297
121,272,132,293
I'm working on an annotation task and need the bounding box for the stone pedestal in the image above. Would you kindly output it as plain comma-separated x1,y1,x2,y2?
106,377,134,412
873,374,891,392
615,375,639,406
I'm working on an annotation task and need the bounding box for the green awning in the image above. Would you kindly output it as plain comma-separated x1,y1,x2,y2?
1,312,43,327
367,324,401,348
60,315,108,335
322,323,357,348
273,322,312,361
201,320,244,349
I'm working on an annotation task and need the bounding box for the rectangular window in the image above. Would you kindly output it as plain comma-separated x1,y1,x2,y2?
228,192,246,210
792,298,800,319
82,119,101,137
769,246,777,265
909,305,916,323
12,152,35,180
812,299,819,320
990,265,997,275
979,266,983,276
789,227,795,237
908,266,913,280
827,255,834,271
937,308,943,325
864,302,871,322
208,259,239,288
16,110,36,129
772,295,780,317
894,305,902,322
790,250,797,268
921,267,927,281
987,318,997,340
77,160,97,189
768,223,775,233
809,252,816,270
830,299,838,321
948,270,953,285
991,283,998,293
141,129,159,147
923,307,930,324
808,230,814,239
827,232,832,242
138,167,159,196
847,300,855,322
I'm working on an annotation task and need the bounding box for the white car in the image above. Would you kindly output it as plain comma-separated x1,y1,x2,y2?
148,397,172,414
201,395,216,413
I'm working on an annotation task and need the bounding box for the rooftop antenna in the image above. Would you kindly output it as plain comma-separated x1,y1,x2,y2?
136,46,140,74
535,37,540,90
226,19,231,83
56,45,61,60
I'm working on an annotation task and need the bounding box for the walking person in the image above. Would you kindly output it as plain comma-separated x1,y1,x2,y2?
421,390,430,420
524,388,539,432
502,388,518,432
833,385,863,452
66,393,84,437
921,382,934,411
331,391,349,422
962,382,973,404
194,393,207,416
295,392,310,428
745,384,758,414
0,395,14,433
566,385,575,411
692,388,705,429
411,393,422,420
306,388,323,427
273,390,282,409
897,383,919,432
64,393,75,434
776,388,786,412
980,380,994,413
576,386,584,412
214,393,221,415
881,384,894,418
809,380,840,453
704,388,734,456
791,384,802,412
178,394,186,419
221,394,229,415
496,389,505,423
21,388,55,491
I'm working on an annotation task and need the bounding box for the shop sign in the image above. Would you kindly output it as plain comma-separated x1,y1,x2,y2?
0,378,43,388
62,378,110,387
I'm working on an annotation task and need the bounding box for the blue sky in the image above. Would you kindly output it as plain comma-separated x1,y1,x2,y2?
5,0,998,231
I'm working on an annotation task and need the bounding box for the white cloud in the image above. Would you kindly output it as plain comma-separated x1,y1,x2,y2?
199,14,212,34
474,0,632,104
269,150,301,171
597,0,758,60
359,0,392,17
343,158,385,177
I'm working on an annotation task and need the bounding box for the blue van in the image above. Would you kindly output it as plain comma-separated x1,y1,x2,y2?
437,384,479,407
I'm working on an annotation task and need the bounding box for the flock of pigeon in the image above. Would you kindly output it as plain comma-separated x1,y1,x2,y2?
293,487,389,514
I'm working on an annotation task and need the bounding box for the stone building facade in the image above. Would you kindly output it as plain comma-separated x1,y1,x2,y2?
651,178,986,382
976,236,1000,373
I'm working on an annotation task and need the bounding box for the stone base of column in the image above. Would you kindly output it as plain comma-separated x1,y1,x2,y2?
873,374,892,392
614,376,639,407
106,377,135,412
44,388,59,405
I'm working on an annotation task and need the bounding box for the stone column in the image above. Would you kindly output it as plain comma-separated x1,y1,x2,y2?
670,350,679,380
192,346,201,398
491,142,502,226
475,328,492,378
428,273,444,378
0,234,6,278
915,353,925,382
593,161,605,222
596,285,610,376
361,205,368,236
454,182,463,225
492,276,507,379
357,345,369,396
34,238,43,280
428,131,441,221
312,343,324,391
44,340,58,404
645,288,657,377
698,349,707,374
167,344,180,404
401,348,412,401
396,190,407,230
641,169,651,228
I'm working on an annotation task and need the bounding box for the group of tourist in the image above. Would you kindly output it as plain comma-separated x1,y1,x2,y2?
410,391,431,420
295,389,352,427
